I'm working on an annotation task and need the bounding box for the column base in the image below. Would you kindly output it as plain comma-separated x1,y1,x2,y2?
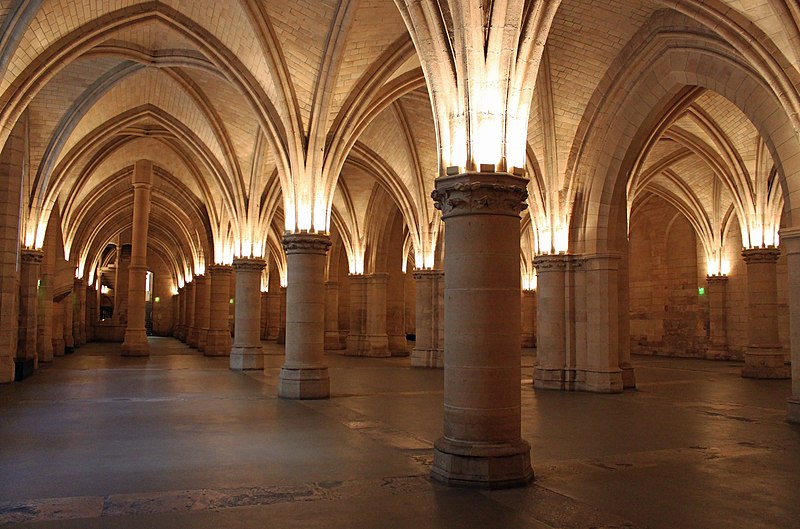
578,368,624,393
121,330,150,356
278,367,330,399
533,367,568,390
324,331,345,350
0,356,15,383
431,437,533,489
230,346,263,370
787,397,800,424
620,363,637,389
742,347,790,379
389,334,409,356
187,327,199,348
410,348,443,368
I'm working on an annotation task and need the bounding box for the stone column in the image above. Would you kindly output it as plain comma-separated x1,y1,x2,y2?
324,281,344,350
742,247,789,378
230,258,266,370
18,249,43,375
64,292,74,353
706,275,729,359
52,299,65,357
73,278,87,346
533,254,568,389
194,275,210,351
276,286,287,344
346,275,367,355
410,269,444,368
387,272,408,356
278,233,331,399
267,289,280,339
36,251,54,363
122,161,152,356
113,245,131,327
364,273,390,357
521,290,536,348
205,265,233,356
185,281,198,348
430,171,532,488
175,287,185,340
782,228,800,423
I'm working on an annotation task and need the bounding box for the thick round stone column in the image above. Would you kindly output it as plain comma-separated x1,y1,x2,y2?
742,247,788,379
521,290,536,348
410,269,444,368
533,254,568,389
205,265,232,357
194,275,210,351
73,278,87,346
706,275,729,360
279,233,331,399
231,258,266,370
782,228,800,423
364,273,390,357
430,171,532,488
18,249,43,375
185,281,198,348
346,274,367,355
122,161,152,356
324,281,344,350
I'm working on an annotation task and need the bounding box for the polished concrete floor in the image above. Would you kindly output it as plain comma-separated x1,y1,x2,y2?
0,337,798,528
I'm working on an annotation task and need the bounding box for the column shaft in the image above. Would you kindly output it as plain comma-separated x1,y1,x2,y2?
430,171,532,488
410,270,444,367
230,258,265,369
742,247,788,378
324,281,344,350
205,265,233,356
521,290,536,348
782,229,800,422
279,233,331,399
706,275,729,359
533,255,568,389
194,275,210,351
18,249,43,377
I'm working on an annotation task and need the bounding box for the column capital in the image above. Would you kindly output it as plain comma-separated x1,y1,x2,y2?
706,274,729,285
412,268,444,281
20,248,44,264
232,257,266,272
742,247,781,264
533,253,570,271
207,264,233,276
432,171,528,219
282,233,331,255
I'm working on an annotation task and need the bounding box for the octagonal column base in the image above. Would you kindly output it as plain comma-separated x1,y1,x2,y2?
278,367,330,399
121,329,149,356
230,346,263,370
742,347,790,379
431,438,533,489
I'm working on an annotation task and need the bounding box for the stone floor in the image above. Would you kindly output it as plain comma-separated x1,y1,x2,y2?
0,337,798,528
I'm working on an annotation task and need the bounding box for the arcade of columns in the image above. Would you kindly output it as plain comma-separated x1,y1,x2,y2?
1,0,800,488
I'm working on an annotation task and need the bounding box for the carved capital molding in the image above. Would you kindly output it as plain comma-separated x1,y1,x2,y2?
706,275,729,286
208,264,233,277
533,253,570,271
282,233,331,255
20,248,44,264
412,269,444,281
232,257,266,272
742,247,780,264
431,172,528,219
